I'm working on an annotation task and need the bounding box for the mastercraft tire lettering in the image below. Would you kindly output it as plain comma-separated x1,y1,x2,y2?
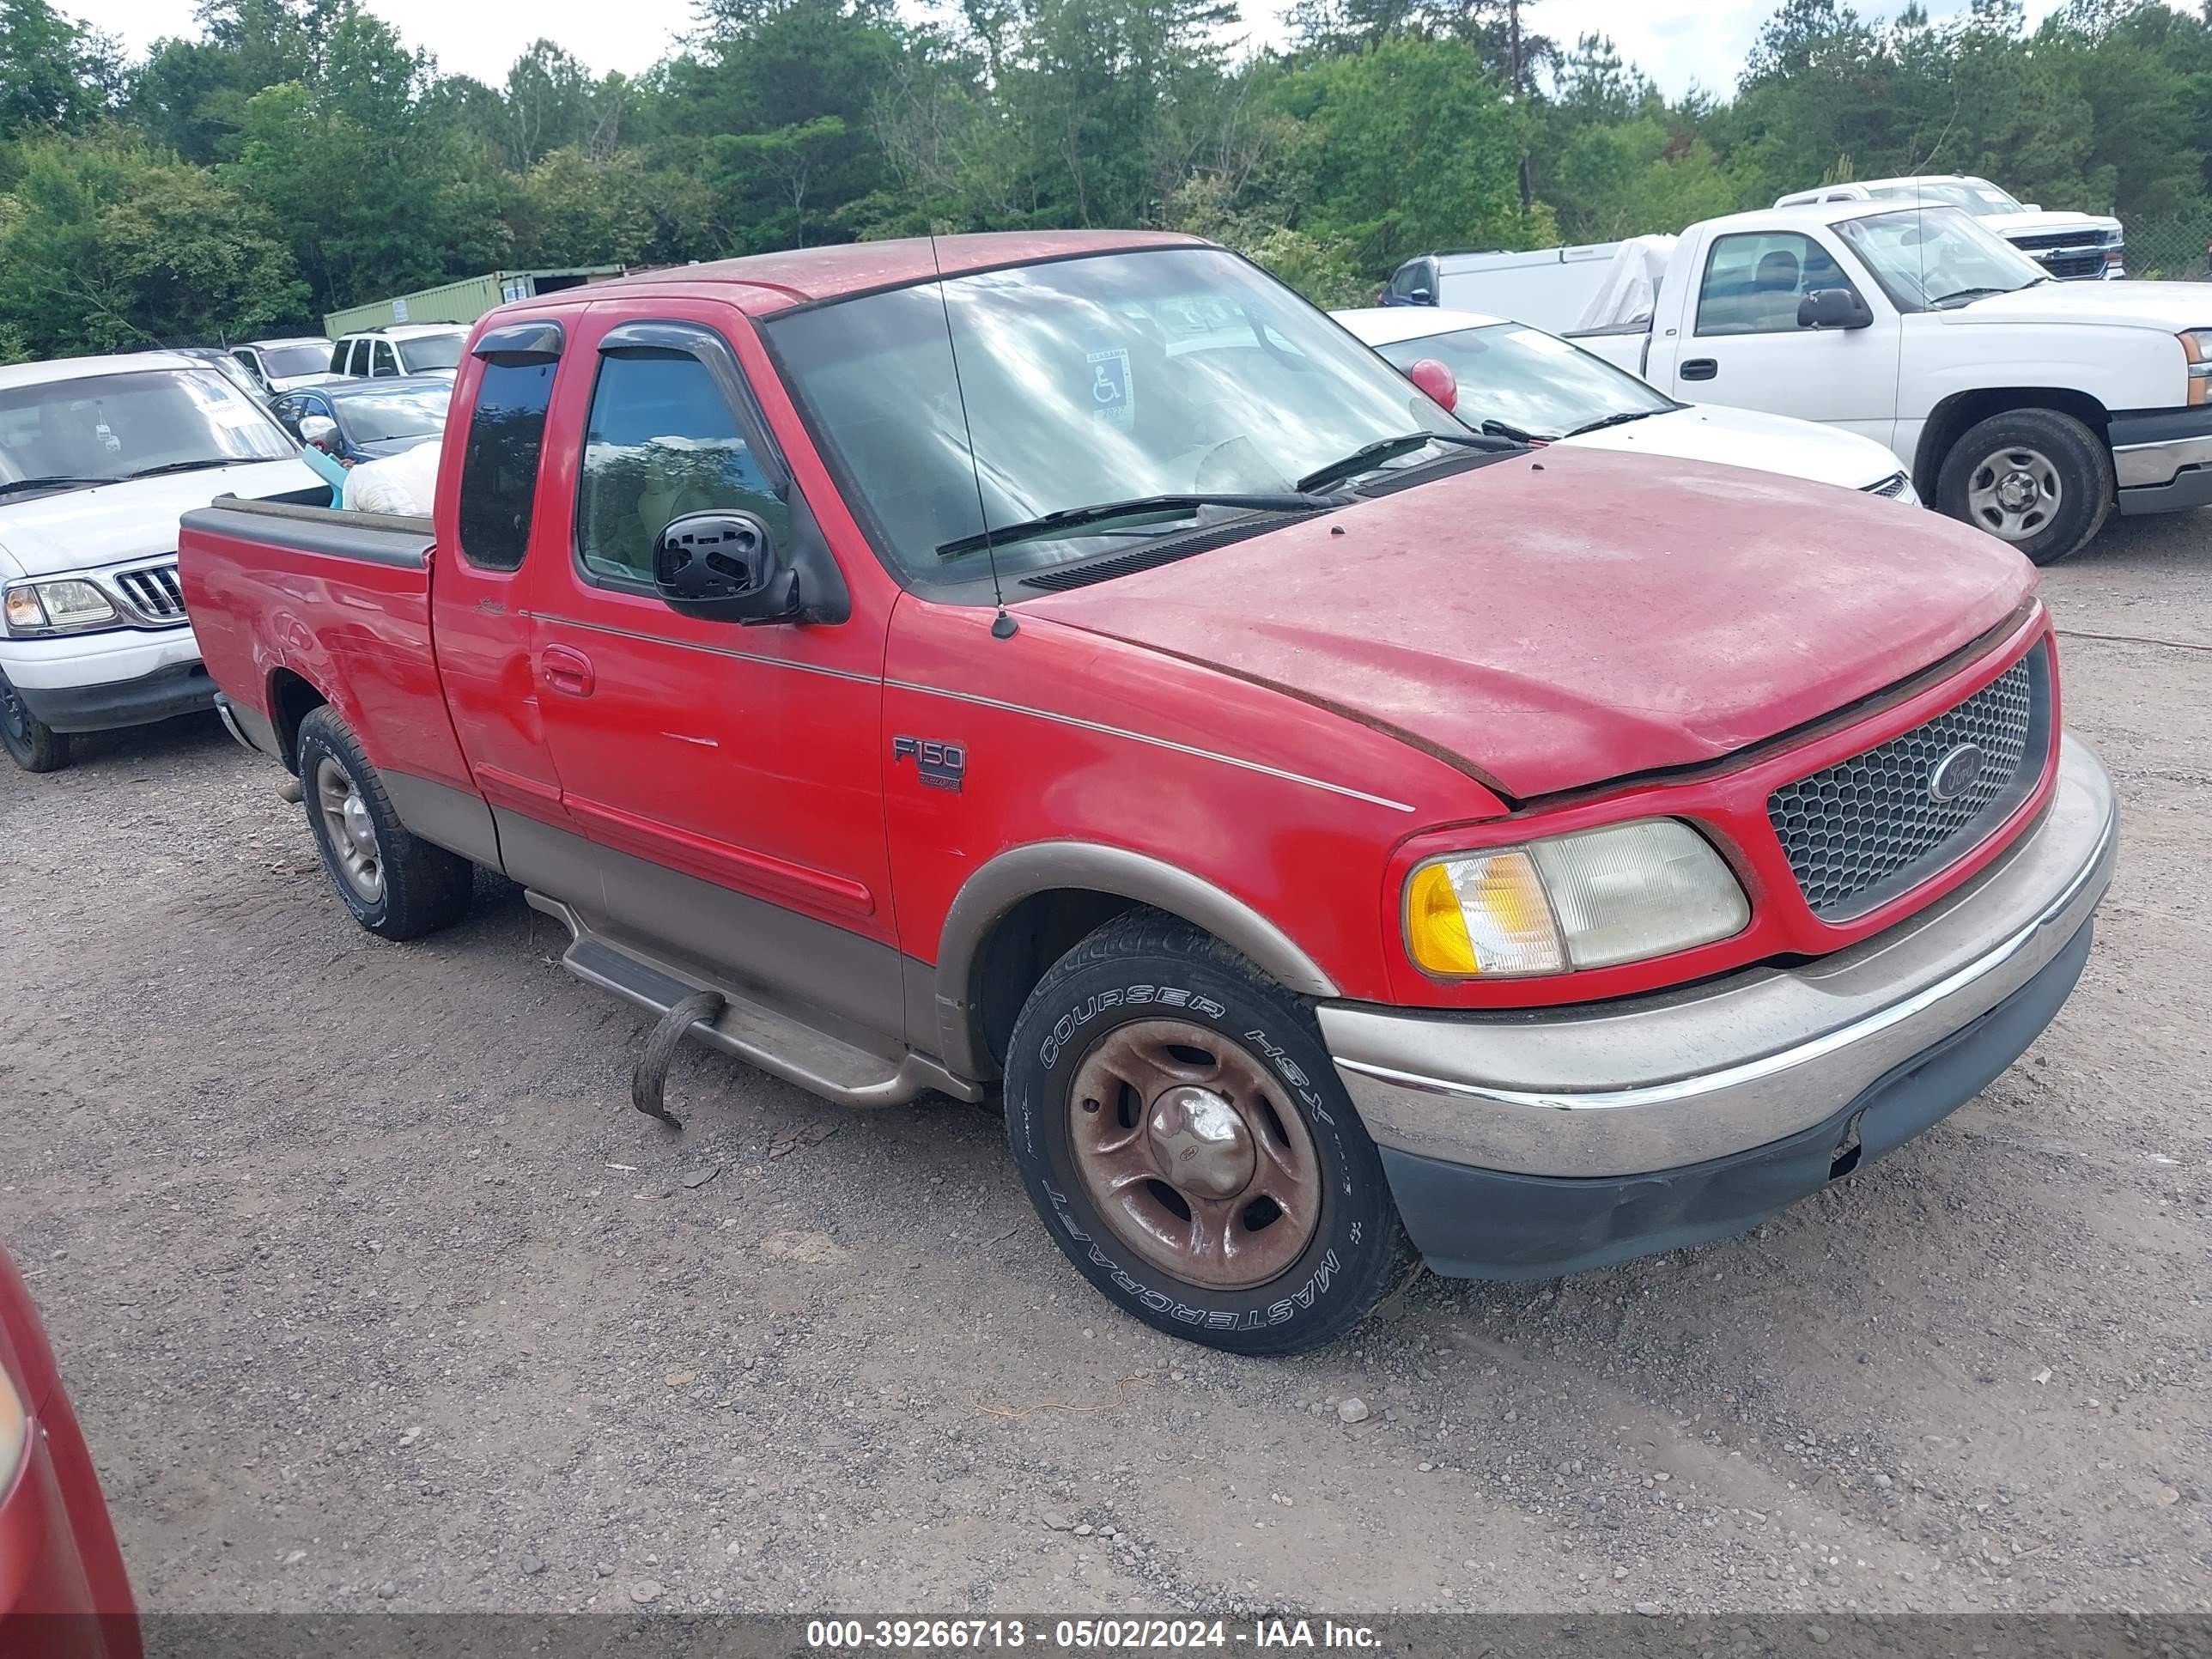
1004,909,1411,1355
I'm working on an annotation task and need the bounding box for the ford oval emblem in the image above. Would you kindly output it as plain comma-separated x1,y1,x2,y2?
1929,743,1986,803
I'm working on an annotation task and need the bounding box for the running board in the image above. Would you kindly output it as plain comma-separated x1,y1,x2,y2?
527,894,980,1109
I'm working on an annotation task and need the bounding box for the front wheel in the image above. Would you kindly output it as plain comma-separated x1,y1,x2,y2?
1003,910,1413,1355
0,670,68,773
1936,407,2112,566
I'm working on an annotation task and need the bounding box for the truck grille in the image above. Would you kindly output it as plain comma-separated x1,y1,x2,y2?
112,562,187,623
1768,647,2050,922
1861,471,1910,499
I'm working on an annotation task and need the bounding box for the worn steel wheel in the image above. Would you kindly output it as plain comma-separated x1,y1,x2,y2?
1963,445,2063,543
0,669,68,773
314,754,386,905
1937,406,2110,566
1067,1018,1320,1291
1004,909,1413,1356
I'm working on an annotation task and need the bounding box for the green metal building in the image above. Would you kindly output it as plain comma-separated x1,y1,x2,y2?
322,267,624,338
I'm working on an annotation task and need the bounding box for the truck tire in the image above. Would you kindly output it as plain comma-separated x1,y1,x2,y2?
1003,910,1413,1355
295,705,474,940
0,670,68,773
1936,408,2112,566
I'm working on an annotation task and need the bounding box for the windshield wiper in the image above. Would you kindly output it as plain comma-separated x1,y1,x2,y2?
0,475,112,498
1563,409,1666,438
1928,284,2033,309
120,459,243,480
934,492,1341,560
1480,417,1546,444
1293,429,1511,494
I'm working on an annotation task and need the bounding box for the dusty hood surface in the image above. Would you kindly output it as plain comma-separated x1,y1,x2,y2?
1024,447,2034,800
0,459,319,579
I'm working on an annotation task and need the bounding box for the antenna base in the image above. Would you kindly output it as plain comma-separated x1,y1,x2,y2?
991,609,1018,640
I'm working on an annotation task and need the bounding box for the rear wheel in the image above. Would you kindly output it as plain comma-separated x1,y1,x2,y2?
1003,910,1413,1355
1936,407,2111,566
295,705,473,939
0,671,68,773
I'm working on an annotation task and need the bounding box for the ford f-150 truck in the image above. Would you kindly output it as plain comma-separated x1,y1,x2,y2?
178,232,2118,1354
1393,198,2212,566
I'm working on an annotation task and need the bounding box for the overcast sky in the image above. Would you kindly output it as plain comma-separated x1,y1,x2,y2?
71,0,2077,102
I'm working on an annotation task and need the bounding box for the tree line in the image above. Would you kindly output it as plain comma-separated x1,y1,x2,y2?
0,0,2208,362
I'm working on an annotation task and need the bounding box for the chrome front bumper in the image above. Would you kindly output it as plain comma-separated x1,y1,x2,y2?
1322,734,2118,1179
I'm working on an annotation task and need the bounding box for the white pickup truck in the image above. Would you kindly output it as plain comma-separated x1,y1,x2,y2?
1407,198,2212,563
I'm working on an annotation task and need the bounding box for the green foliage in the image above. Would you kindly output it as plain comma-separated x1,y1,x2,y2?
1,0,2210,360
1276,38,1553,271
0,125,307,356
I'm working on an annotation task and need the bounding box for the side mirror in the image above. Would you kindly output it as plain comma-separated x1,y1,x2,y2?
298,414,338,450
1407,286,1433,306
1406,357,1458,413
1798,287,1874,331
2025,203,2042,213
652,510,799,626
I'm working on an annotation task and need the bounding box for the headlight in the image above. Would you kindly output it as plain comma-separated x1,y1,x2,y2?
0,1364,25,1492
1405,818,1749,978
2182,331,2212,405
3,578,118,637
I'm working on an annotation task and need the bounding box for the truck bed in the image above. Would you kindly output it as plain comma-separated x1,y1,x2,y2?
177,495,474,795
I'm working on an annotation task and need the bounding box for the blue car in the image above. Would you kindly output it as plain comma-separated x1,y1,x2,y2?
269,375,451,466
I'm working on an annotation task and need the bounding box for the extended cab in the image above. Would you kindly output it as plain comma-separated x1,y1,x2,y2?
0,353,323,773
1401,199,2212,564
179,234,2118,1354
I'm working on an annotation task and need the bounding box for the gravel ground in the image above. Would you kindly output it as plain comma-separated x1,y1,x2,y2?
2,512,2207,1620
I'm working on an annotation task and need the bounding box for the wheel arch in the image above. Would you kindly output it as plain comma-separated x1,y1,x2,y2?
933,843,1340,1082
1913,386,2113,503
264,666,329,774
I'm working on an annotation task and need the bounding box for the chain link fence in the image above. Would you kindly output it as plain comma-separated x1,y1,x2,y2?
2121,209,2212,281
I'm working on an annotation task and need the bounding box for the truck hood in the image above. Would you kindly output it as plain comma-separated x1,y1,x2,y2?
1989,208,2121,239
1023,448,2033,800
0,458,319,580
1565,404,1901,490
1948,279,2212,331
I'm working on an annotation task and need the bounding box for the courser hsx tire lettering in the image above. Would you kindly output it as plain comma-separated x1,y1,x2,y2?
1004,909,1413,1355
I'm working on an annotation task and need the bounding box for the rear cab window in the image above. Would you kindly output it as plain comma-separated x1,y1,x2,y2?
454,323,563,571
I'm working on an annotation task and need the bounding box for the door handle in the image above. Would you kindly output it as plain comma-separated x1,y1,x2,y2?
1680,358,1719,382
541,643,594,698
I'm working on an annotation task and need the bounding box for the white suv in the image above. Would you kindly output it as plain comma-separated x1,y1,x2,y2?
327,324,470,380
0,353,319,772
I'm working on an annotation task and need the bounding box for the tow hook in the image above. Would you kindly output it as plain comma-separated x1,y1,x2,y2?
632,989,726,1129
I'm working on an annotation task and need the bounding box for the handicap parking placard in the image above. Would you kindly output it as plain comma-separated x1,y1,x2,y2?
1085,348,1133,428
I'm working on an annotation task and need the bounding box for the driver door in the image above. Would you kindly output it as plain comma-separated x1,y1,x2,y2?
522,300,902,1030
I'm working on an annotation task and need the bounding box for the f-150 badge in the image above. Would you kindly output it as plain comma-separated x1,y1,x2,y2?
893,736,966,793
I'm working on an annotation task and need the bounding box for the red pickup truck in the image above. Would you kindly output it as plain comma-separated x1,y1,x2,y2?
179,232,2118,1354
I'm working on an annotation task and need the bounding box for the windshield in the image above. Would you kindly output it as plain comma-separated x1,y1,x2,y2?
404,332,467,371
1373,323,1670,441
1866,180,2025,216
258,343,330,378
335,383,451,445
763,247,1464,584
1837,206,2046,309
0,368,295,488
